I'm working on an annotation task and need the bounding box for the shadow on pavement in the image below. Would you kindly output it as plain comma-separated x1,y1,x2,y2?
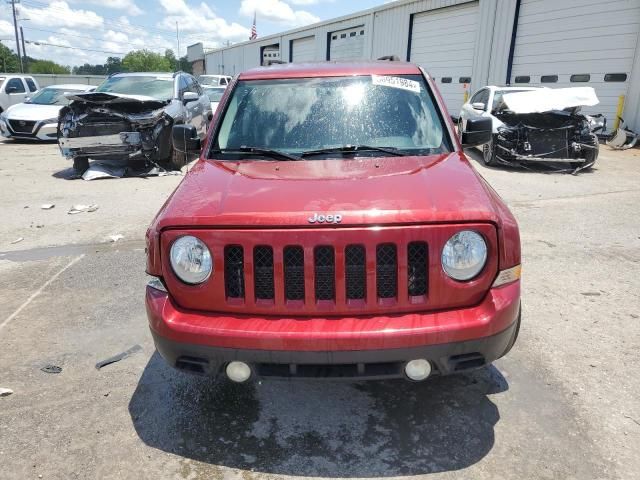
129,352,508,477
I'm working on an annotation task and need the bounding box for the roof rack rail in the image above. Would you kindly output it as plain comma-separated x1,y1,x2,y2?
377,55,400,61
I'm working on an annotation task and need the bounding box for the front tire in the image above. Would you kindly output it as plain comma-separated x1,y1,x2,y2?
73,157,89,174
483,134,498,166
164,145,188,171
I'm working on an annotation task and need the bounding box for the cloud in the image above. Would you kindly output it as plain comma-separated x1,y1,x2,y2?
239,0,320,27
18,1,104,29
157,0,250,45
285,0,333,5
80,0,144,17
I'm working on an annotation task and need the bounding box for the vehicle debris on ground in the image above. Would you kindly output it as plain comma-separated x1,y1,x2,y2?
485,87,601,172
40,204,55,210
0,387,14,397
68,204,99,214
95,344,142,370
607,117,639,150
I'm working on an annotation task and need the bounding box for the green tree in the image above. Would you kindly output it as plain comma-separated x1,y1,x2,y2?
178,55,192,74
106,56,123,74
122,49,172,72
164,49,177,71
0,43,20,73
27,59,70,74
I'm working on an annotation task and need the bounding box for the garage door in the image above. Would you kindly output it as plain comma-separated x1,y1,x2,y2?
409,2,479,115
329,26,366,61
291,36,316,63
511,0,640,127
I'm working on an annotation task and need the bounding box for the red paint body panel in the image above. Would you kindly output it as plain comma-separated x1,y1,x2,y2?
145,61,522,364
146,281,520,351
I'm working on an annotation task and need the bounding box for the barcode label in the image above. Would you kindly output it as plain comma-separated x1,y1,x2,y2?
371,75,420,93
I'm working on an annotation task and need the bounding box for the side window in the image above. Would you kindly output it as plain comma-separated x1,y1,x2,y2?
178,75,188,97
186,76,199,94
6,78,26,93
470,89,489,109
26,78,37,92
220,78,227,86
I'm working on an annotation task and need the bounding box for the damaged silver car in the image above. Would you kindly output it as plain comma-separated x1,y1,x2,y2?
58,72,212,173
460,86,600,171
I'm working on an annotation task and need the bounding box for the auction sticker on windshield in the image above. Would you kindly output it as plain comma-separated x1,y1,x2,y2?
372,75,420,93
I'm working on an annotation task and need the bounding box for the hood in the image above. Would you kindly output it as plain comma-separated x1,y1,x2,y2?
502,87,599,114
65,91,169,107
153,153,503,229
5,102,62,121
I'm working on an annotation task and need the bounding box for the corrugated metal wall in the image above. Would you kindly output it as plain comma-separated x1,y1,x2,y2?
201,0,640,130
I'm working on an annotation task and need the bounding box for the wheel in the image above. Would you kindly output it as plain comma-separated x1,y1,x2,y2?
483,134,498,166
73,157,89,174
164,145,188,171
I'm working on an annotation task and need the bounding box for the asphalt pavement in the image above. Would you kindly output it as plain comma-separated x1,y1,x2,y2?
0,140,638,479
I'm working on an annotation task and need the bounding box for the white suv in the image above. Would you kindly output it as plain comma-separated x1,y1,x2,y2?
0,75,39,113
198,75,232,87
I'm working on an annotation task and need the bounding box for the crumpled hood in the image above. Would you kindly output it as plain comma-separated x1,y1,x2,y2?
5,102,62,121
503,87,599,114
153,153,503,229
65,91,168,107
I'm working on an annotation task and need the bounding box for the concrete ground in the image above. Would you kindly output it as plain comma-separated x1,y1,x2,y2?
0,140,638,480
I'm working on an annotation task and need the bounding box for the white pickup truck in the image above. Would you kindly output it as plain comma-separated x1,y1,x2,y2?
0,75,40,113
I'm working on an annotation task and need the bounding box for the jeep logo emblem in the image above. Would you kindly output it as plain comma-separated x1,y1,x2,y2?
308,213,342,224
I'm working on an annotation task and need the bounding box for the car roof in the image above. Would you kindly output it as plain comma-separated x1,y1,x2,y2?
111,72,174,78
239,60,422,80
44,84,93,90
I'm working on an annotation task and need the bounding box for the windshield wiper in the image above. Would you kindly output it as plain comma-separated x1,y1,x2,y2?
214,146,302,162
301,145,409,157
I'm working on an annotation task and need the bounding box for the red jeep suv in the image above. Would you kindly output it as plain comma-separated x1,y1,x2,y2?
145,61,521,382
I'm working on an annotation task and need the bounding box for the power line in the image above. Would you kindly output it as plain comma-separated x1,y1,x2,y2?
23,27,174,52
25,40,127,56
19,0,180,39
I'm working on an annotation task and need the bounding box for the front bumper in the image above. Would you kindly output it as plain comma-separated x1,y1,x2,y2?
0,117,58,140
146,281,521,379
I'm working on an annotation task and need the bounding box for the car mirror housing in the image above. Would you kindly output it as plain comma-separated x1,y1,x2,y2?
172,124,201,154
471,102,486,111
461,117,492,148
182,91,199,104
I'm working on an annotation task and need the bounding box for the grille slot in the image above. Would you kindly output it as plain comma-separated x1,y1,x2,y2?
376,244,397,299
254,246,274,300
345,245,366,300
224,245,245,299
9,119,36,134
284,246,305,301
408,242,428,296
314,246,335,301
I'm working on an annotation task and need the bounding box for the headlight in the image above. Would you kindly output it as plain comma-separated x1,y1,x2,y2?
170,236,212,284
441,230,487,281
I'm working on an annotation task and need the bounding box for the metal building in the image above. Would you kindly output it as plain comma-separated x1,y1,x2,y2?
188,0,640,130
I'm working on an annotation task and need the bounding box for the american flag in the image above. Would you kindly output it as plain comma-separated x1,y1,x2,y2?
250,12,257,40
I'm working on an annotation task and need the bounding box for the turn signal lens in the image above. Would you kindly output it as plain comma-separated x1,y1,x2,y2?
492,265,522,288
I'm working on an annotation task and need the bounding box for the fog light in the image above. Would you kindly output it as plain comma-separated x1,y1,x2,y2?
405,359,432,381
225,361,252,383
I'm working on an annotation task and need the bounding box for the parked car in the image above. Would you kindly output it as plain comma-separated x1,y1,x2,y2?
0,74,39,114
203,85,226,112
0,84,93,141
58,72,212,173
199,75,232,87
459,85,599,169
145,61,522,383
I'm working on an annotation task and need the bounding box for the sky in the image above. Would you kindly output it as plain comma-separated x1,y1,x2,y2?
0,0,388,68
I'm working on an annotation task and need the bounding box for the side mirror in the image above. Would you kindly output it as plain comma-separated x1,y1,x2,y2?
172,124,201,154
471,102,486,111
461,117,492,148
182,91,199,104
24,96,31,103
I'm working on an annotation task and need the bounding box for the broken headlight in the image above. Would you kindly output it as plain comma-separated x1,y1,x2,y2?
441,230,487,281
170,236,213,284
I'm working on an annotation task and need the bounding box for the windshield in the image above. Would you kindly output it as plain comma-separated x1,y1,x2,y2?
29,87,82,106
95,76,174,100
212,75,449,159
205,87,225,102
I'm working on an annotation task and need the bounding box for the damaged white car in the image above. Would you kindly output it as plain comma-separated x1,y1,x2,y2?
58,72,212,173
459,86,600,170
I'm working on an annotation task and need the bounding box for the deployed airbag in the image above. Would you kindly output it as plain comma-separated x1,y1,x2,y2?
502,87,599,114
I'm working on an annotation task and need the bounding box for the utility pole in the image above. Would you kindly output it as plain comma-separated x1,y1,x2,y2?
20,26,27,71
176,21,180,68
9,0,24,73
